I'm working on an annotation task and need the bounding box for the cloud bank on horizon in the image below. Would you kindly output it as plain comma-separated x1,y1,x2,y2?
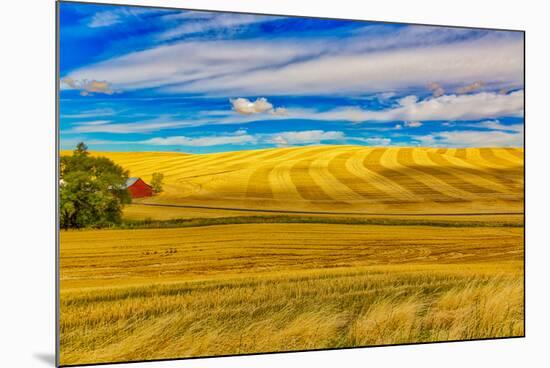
59,2,524,153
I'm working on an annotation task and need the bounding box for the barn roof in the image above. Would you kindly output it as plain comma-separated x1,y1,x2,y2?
125,177,139,188
125,177,152,189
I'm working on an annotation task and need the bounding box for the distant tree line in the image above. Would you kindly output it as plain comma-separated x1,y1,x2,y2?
60,143,131,229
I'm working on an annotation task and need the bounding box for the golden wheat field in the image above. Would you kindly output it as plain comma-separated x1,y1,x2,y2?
84,145,524,216
59,146,524,365
60,224,523,365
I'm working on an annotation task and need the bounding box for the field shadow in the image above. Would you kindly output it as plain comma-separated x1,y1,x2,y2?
33,353,55,366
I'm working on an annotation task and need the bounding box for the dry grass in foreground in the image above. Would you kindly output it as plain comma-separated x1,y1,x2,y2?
59,224,523,365
60,264,523,365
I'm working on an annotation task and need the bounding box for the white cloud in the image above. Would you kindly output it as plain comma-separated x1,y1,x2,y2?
142,132,256,147
64,40,311,92
358,137,392,146
230,97,273,114
398,95,419,107
65,32,523,96
87,7,166,28
404,121,423,128
307,90,524,122
270,107,289,116
88,11,121,28
267,130,345,146
61,78,115,95
73,120,111,126
477,120,523,132
178,36,523,95
234,128,248,135
230,97,289,116
414,130,523,147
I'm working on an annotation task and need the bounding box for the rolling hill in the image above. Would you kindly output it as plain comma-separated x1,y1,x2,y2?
88,145,523,215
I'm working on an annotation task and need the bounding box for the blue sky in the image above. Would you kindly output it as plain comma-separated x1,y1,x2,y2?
59,1,524,153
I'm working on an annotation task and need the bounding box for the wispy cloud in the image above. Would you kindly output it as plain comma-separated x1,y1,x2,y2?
477,120,523,132
404,121,423,128
65,31,523,96
141,132,257,147
414,129,523,147
357,137,392,145
74,129,396,149
88,11,121,28
66,114,260,134
68,116,195,133
266,130,345,146
60,108,116,119
73,120,111,126
174,35,523,96
304,90,524,122
86,7,167,28
157,12,271,41
135,129,345,147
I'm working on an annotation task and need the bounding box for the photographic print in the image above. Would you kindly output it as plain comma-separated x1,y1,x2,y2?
57,1,524,366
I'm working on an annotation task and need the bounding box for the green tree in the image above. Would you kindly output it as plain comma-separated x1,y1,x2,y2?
60,143,131,229
75,142,89,157
151,172,164,194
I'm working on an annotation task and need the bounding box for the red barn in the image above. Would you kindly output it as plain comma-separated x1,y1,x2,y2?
125,177,153,198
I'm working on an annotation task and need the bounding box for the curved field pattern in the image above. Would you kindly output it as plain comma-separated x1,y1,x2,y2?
94,146,524,215
59,146,524,365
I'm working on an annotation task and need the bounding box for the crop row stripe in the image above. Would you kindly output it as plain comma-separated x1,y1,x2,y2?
338,149,418,202
453,149,468,160
366,148,450,202
414,149,502,196
450,149,523,185
401,148,478,199
376,148,462,202
491,148,524,165
267,146,334,201
426,151,513,194
308,147,366,202
503,148,524,161
289,151,334,201
479,148,522,168
244,148,323,200
148,149,281,180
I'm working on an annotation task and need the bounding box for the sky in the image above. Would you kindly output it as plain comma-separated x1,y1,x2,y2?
58,1,524,153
